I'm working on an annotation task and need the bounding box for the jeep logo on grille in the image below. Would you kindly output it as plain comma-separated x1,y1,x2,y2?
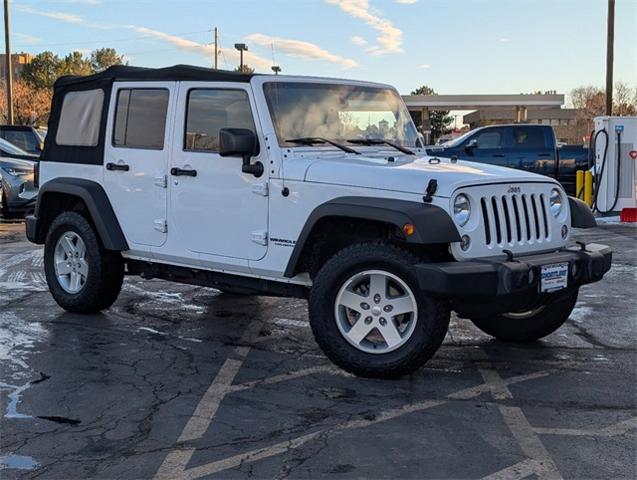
507,186,521,193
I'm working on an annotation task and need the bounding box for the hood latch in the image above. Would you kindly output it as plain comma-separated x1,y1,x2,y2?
423,179,438,203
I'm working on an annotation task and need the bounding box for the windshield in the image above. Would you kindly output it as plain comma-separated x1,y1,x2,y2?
0,137,31,156
263,82,419,148
439,129,477,148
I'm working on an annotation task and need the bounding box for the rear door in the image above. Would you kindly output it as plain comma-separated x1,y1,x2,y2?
103,82,176,247
511,126,555,177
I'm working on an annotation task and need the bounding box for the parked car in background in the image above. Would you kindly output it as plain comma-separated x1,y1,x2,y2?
0,137,40,160
0,155,37,217
426,125,589,195
0,125,46,156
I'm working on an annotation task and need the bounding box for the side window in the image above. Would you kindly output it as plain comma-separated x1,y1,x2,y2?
2,130,36,152
113,88,169,149
56,89,104,147
184,89,255,152
512,127,546,148
475,130,504,149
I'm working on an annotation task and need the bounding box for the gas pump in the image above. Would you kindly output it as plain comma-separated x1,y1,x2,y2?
591,116,637,216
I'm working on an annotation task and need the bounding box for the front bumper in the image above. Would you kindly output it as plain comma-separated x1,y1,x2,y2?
415,243,612,298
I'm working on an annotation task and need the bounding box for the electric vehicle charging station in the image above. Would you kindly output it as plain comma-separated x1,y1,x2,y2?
592,116,637,215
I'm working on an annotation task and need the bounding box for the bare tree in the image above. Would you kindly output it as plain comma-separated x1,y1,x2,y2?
614,82,637,116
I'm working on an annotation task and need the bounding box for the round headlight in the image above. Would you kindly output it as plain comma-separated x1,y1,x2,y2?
453,194,471,226
549,188,563,217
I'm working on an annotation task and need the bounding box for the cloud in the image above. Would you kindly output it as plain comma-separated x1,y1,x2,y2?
395,0,417,3
14,33,41,45
418,63,430,69
131,26,274,71
351,35,368,46
499,37,510,43
246,33,359,69
326,0,403,55
62,0,102,4
15,5,83,24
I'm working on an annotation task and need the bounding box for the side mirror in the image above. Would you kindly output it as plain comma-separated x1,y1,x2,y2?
464,138,478,155
219,128,263,177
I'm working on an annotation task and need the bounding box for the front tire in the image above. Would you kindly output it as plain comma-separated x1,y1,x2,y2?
470,289,579,342
309,243,450,379
44,211,124,313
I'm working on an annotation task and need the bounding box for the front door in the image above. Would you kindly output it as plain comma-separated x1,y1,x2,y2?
169,83,268,261
103,82,176,247
464,126,511,168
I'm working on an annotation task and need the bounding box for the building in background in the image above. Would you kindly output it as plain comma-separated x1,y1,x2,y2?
0,53,34,82
402,93,577,144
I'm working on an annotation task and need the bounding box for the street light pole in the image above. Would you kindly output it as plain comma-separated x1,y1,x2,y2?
271,65,281,75
605,0,615,116
3,0,14,125
234,43,247,72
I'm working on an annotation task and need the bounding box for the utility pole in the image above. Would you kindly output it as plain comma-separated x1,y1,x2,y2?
3,0,14,125
213,27,218,70
605,0,615,116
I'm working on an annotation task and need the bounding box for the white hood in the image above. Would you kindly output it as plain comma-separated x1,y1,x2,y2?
296,153,557,197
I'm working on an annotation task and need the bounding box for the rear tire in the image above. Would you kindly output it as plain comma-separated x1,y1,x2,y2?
470,289,579,342
44,211,124,313
309,243,450,379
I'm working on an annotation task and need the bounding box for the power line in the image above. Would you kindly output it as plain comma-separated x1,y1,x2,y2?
12,29,211,48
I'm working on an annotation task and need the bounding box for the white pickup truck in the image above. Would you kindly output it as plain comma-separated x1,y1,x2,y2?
26,65,611,378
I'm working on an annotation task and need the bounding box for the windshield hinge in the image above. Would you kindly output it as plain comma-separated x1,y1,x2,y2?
252,182,269,196
423,179,438,203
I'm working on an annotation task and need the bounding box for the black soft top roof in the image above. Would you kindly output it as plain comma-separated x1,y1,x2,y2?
54,64,261,88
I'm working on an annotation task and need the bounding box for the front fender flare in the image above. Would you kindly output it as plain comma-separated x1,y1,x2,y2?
568,196,597,228
284,196,460,277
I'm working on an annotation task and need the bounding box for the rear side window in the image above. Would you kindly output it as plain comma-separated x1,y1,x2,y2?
512,127,546,148
56,89,104,147
184,89,255,152
113,88,169,149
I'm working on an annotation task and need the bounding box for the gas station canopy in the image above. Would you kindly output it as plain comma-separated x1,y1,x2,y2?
402,94,564,111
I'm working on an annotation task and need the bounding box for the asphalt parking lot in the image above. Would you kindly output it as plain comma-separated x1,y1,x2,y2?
1,219,635,479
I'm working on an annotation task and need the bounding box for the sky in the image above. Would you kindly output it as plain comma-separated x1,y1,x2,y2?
5,0,637,102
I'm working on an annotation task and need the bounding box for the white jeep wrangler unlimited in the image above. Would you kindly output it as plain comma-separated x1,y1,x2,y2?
27,65,611,378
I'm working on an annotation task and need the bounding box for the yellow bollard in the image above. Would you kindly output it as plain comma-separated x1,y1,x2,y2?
584,171,593,206
576,170,584,200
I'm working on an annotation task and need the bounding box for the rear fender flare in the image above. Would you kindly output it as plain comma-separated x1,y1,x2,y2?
33,177,128,250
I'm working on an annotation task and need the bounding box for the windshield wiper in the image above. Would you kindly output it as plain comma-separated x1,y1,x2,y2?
346,138,415,155
286,137,360,154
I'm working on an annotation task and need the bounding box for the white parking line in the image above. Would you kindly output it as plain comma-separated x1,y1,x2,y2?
154,320,263,480
534,417,637,437
156,367,553,480
476,351,562,480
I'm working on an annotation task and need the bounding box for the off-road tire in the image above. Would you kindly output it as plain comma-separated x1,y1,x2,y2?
470,289,579,342
309,243,450,379
44,211,124,313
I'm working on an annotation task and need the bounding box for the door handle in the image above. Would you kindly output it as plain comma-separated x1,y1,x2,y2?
170,167,197,177
106,162,130,171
